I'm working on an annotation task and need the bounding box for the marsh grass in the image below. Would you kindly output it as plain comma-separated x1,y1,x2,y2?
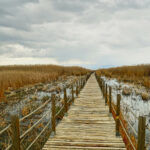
0,65,89,101
96,64,150,88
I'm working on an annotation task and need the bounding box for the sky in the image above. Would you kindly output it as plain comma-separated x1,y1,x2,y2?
0,0,150,69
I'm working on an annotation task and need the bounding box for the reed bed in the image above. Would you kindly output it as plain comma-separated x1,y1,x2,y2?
0,65,90,101
96,64,150,88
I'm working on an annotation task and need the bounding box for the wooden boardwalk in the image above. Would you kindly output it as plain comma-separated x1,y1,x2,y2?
43,74,126,150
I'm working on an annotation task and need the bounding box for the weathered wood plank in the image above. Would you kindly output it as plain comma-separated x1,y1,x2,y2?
45,141,125,147
43,146,126,150
43,74,125,150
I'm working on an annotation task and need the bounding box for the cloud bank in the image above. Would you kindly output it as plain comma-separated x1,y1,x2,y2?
0,0,150,69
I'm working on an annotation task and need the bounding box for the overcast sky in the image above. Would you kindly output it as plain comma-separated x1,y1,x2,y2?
0,0,150,69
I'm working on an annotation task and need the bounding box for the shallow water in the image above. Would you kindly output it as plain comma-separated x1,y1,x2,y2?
101,76,150,148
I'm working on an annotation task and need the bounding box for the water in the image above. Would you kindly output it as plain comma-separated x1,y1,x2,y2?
101,76,150,148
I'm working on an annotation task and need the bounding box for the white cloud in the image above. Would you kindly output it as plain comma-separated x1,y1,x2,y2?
0,57,59,65
61,59,93,66
0,0,150,69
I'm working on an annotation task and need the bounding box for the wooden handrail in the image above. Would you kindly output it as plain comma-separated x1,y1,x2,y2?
20,99,51,122
96,74,148,150
0,124,10,136
20,110,50,140
0,74,92,150
121,101,139,119
26,120,51,150
55,105,64,118
120,119,136,150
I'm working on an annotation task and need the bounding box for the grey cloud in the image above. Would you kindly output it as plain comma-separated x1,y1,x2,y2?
96,0,150,11
0,0,150,67
51,0,98,13
115,0,150,9
0,0,39,10
0,0,39,17
0,0,39,30
0,0,75,31
1,0,149,31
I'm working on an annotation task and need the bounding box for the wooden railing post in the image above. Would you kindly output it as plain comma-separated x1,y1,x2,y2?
80,79,82,89
72,85,74,103
99,78,102,89
103,82,105,98
64,88,68,113
51,94,56,134
78,81,80,94
11,115,21,150
109,87,112,113
102,80,103,93
100,78,102,90
82,79,84,88
116,94,121,136
98,78,101,88
76,82,78,97
105,84,108,105
79,80,81,92
82,79,84,89
137,116,146,150
102,81,103,95
78,80,80,92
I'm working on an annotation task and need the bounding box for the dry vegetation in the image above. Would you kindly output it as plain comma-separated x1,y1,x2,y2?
0,65,90,101
96,64,150,89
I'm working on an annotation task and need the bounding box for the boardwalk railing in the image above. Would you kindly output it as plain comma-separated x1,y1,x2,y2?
0,73,92,150
95,73,149,150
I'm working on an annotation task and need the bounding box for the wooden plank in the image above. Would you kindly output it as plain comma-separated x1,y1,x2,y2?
45,141,125,147
43,74,125,150
43,146,126,150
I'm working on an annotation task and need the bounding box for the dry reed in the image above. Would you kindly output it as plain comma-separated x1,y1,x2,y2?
0,65,90,101
96,64,150,88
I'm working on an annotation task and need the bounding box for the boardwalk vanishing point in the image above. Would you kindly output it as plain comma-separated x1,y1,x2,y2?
43,74,126,150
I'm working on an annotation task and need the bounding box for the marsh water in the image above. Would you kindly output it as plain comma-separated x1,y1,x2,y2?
101,76,150,148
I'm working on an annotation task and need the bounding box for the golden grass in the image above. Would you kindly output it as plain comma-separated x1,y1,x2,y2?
0,65,90,101
96,64,150,88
